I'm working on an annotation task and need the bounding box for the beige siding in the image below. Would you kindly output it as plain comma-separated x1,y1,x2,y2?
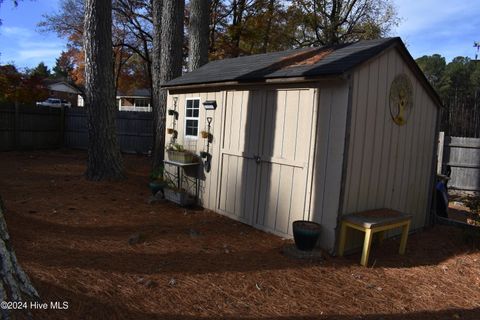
165,91,224,209
309,82,350,252
166,86,317,238
341,48,438,248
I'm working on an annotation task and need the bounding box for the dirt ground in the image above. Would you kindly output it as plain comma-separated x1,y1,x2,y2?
1,150,480,320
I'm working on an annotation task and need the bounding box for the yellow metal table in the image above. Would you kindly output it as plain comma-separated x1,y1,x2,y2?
338,209,412,266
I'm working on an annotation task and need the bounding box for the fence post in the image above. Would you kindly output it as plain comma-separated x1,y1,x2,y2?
437,131,444,174
14,101,20,150
59,107,65,148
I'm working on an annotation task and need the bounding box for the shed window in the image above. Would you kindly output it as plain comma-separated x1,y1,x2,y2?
185,98,200,137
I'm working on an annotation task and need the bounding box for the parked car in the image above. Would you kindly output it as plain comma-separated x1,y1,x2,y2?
36,98,71,108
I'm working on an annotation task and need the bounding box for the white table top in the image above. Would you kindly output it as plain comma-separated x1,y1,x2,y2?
163,159,199,167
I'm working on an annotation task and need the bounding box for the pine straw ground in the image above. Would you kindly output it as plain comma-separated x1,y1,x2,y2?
1,150,480,320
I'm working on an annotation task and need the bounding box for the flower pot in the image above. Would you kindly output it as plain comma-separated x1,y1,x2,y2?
167,128,175,135
164,188,194,206
167,150,197,163
168,109,178,119
200,131,209,139
292,220,321,251
148,180,167,195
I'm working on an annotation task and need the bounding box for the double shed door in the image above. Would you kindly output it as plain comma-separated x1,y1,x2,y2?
217,88,316,236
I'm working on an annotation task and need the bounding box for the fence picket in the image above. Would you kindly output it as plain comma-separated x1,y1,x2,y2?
440,134,480,191
0,106,153,154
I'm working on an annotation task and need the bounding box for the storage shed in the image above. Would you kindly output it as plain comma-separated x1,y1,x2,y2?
163,37,441,253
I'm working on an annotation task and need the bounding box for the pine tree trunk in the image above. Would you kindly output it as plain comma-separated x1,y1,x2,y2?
188,0,209,71
84,0,125,180
231,0,246,57
152,0,185,169
151,0,163,169
261,0,275,53
0,197,39,320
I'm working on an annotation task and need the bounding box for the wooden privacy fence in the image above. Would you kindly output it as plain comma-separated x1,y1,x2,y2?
0,105,153,154
64,107,153,154
438,133,480,191
0,105,63,151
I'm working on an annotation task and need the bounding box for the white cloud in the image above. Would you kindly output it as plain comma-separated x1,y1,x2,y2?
1,26,33,38
18,41,65,49
0,27,65,68
18,48,65,60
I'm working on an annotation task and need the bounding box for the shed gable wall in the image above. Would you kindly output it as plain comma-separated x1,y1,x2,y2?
309,82,350,252
341,48,438,246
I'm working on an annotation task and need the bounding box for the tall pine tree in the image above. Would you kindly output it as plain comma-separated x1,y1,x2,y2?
152,0,184,169
188,0,210,71
83,0,125,180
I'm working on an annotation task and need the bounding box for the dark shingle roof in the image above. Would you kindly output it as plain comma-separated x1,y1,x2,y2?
165,37,399,87
117,88,151,97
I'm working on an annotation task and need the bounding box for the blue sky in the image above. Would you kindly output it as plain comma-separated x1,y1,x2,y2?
396,0,480,61
0,0,479,69
0,0,64,69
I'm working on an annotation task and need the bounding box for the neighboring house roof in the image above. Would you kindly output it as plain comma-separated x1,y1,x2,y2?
45,80,82,95
117,88,151,98
164,37,442,107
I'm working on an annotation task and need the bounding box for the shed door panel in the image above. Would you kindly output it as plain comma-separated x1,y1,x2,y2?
254,89,315,235
217,90,263,223
218,89,315,236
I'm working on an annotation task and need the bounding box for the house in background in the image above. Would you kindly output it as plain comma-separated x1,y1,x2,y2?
76,88,152,112
117,88,151,112
45,80,83,107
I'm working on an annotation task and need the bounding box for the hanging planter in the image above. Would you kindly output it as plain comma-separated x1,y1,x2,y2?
292,220,321,251
167,144,198,163
168,109,178,119
167,150,197,163
200,131,209,139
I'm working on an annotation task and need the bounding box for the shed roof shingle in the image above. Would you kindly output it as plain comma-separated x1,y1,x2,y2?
165,37,399,87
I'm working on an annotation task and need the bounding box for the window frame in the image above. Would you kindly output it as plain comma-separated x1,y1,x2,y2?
184,97,201,139
134,98,150,108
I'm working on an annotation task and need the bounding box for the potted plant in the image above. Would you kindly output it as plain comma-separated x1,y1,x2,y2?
168,109,178,119
200,130,209,139
148,167,168,195
167,128,175,135
166,143,198,163
292,220,321,251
